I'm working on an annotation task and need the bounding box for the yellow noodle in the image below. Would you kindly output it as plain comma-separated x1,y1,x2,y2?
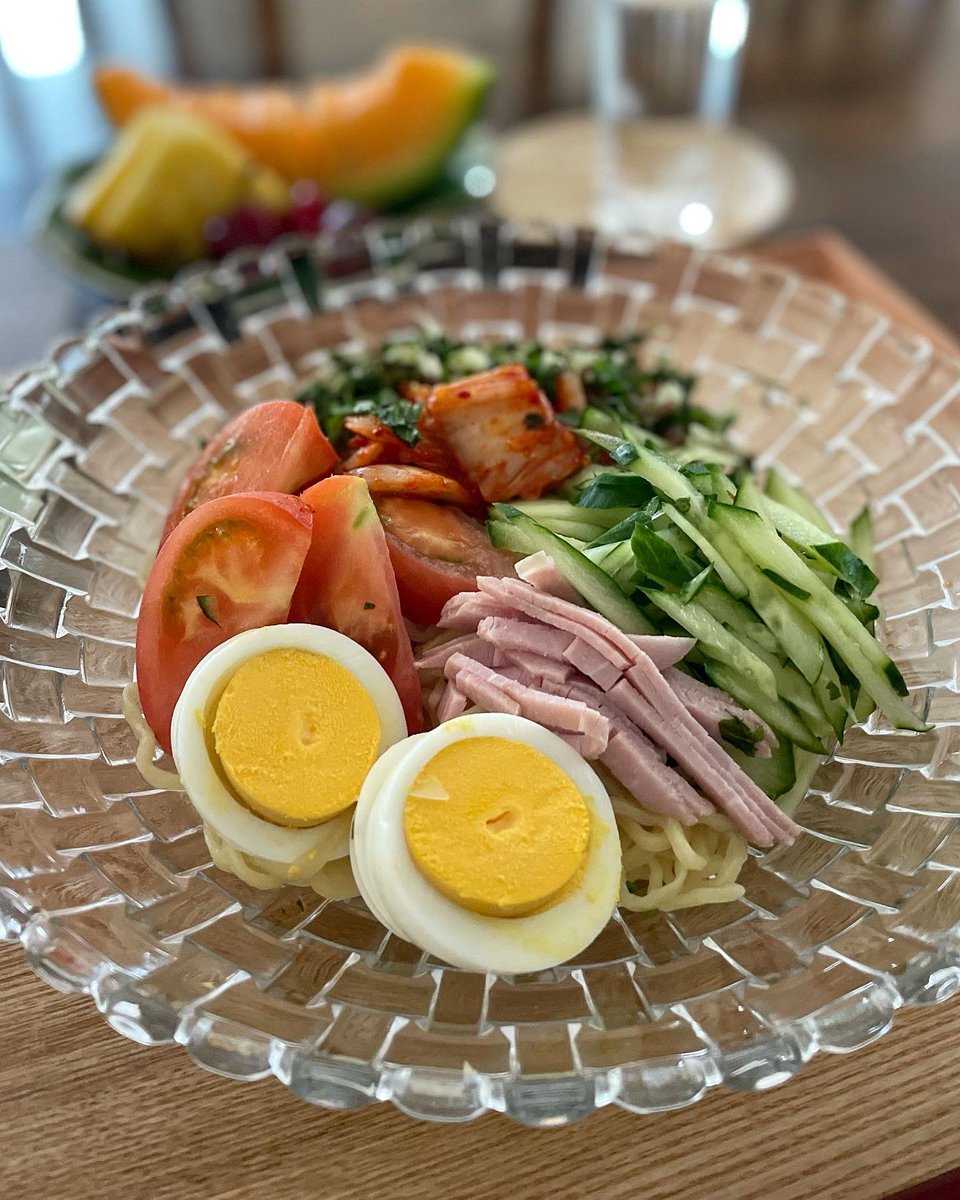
616,800,749,914
122,683,184,791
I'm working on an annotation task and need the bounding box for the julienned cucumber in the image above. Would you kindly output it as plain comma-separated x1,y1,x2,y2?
708,502,928,731
764,466,832,534
663,502,747,598
640,589,778,699
727,735,797,800
488,506,656,634
703,659,826,755
850,505,876,571
736,476,878,597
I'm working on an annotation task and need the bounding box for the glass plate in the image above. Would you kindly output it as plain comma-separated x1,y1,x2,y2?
2,218,959,1126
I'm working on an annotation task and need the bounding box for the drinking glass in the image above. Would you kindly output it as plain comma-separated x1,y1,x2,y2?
593,0,792,246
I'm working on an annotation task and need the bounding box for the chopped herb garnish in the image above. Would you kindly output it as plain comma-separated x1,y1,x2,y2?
363,601,376,610
719,715,765,757
352,389,422,446
524,412,545,429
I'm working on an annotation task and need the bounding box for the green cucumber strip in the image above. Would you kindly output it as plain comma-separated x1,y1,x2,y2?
761,568,811,600
727,737,797,801
576,428,640,467
850,505,876,571
708,502,928,731
778,748,825,818
854,687,877,724
580,407,623,436
702,519,825,684
696,584,780,655
663,502,748,597
738,475,877,596
704,659,826,755
764,466,832,534
489,505,655,633
641,591,777,699
741,642,835,742
584,503,660,549
508,498,630,529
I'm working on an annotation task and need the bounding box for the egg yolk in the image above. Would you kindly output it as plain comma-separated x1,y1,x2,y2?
403,736,590,918
211,648,380,827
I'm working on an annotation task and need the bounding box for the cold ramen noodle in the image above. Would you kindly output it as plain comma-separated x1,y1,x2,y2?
127,331,926,973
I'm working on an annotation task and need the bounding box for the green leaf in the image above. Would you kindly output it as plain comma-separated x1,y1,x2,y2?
761,568,811,600
631,526,703,591
352,389,422,446
718,715,765,757
584,500,661,548
576,472,656,510
677,564,712,604
196,595,220,627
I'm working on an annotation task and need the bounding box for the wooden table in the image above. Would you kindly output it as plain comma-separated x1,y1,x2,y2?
2,935,958,1200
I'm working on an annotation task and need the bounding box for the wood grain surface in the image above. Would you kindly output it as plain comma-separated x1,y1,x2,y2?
1,938,958,1200
3,234,957,1200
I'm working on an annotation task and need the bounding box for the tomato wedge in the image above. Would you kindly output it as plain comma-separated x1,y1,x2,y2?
290,476,423,733
375,497,518,626
137,491,313,753
160,400,337,543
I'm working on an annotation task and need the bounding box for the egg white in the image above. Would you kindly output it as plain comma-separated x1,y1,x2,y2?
171,623,407,867
350,713,621,974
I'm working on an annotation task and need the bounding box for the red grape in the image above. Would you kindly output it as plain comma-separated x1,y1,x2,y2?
203,204,286,257
284,180,329,234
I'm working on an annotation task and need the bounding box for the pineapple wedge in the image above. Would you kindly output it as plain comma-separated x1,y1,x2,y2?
68,107,289,265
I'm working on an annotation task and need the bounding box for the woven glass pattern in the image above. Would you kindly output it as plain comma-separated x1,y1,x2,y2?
1,220,959,1124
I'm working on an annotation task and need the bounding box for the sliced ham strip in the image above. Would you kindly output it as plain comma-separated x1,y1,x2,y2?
600,729,710,825
476,615,574,661
453,664,522,717
622,655,798,840
627,635,696,670
515,551,583,603
665,668,776,758
445,653,610,747
436,682,468,723
610,675,792,846
438,592,524,631
416,634,490,670
477,576,633,670
562,637,623,690
501,648,577,686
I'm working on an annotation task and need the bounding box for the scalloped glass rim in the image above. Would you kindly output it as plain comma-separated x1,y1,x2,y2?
2,217,960,1126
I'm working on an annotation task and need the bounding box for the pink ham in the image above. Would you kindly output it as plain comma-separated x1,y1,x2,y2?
600,729,712,825
439,591,523,631
453,663,522,717
445,653,610,747
476,615,574,661
477,577,633,670
627,635,696,670
562,637,622,690
417,634,494,670
515,551,583,603
436,682,468,723
665,668,776,758
501,649,577,686
611,673,796,845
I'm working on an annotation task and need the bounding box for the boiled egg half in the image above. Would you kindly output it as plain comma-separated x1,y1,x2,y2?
351,713,620,974
171,624,406,890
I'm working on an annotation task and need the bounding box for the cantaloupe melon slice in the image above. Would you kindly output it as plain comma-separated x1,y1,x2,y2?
95,45,493,209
